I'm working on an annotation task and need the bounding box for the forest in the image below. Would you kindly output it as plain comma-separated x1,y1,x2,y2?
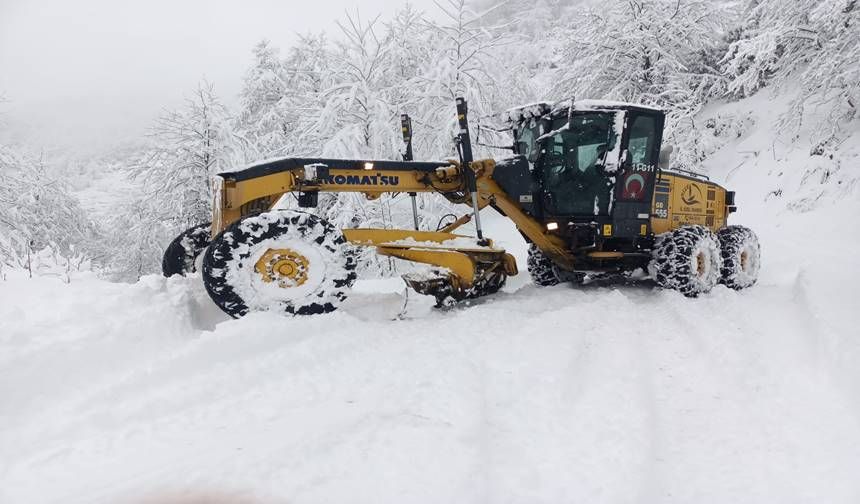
1,0,857,281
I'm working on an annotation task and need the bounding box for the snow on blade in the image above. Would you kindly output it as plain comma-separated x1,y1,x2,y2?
385,236,497,250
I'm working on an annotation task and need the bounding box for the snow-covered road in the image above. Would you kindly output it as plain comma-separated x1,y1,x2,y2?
2,200,860,503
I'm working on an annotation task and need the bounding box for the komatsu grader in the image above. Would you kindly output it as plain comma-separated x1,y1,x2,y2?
163,98,761,317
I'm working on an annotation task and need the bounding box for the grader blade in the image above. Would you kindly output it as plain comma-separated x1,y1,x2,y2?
342,227,517,305
403,259,511,307
403,269,462,307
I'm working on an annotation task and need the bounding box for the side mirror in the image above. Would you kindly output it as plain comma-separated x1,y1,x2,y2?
659,145,674,169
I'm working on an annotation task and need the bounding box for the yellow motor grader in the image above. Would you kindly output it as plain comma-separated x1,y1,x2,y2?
163,98,761,317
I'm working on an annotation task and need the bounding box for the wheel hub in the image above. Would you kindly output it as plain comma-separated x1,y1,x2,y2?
696,251,707,277
255,248,310,288
740,249,749,272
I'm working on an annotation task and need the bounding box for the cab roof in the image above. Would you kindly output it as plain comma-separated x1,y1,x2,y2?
502,99,663,124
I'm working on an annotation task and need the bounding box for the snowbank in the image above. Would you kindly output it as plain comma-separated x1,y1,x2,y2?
3,198,860,503
2,92,860,503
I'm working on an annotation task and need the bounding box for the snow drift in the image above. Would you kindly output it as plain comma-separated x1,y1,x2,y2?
2,92,860,503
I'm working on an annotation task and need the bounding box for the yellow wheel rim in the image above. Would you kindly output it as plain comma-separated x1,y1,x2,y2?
255,248,310,288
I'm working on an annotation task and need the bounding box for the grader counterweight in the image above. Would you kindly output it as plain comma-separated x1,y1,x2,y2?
162,98,761,317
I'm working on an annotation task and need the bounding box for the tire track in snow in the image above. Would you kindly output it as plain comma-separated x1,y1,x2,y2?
5,269,860,503
459,287,664,502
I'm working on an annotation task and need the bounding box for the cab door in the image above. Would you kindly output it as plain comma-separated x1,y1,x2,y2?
537,112,619,218
613,111,665,238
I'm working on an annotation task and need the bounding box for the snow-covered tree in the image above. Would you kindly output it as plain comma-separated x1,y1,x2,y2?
235,40,291,158
416,0,509,159
555,0,727,112
383,5,432,85
313,12,399,159
132,81,243,230
7,0,856,282
0,145,99,274
98,82,247,280
721,0,824,98
279,33,336,156
798,0,859,130
99,197,172,281
550,0,729,166
235,35,335,159
721,0,859,139
379,4,434,132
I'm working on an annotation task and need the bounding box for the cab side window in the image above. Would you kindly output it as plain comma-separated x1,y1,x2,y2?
628,115,657,166
516,124,540,163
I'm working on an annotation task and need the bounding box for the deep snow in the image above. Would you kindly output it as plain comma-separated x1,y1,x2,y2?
3,95,860,503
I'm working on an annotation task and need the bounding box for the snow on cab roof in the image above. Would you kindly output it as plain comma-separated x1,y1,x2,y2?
502,99,662,122
574,99,662,111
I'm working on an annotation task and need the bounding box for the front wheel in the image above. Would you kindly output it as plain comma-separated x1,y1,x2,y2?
162,223,211,277
648,225,721,297
527,244,561,287
201,210,357,318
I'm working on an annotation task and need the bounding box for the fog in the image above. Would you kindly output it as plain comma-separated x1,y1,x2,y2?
0,0,436,153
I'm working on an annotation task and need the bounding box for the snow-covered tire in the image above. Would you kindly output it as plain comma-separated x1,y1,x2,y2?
162,223,211,277
648,225,721,297
201,210,357,318
527,244,561,287
717,225,761,290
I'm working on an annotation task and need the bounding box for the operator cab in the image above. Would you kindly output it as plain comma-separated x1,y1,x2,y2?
505,100,665,247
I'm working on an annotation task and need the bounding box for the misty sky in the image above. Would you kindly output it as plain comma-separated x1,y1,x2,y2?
0,0,436,153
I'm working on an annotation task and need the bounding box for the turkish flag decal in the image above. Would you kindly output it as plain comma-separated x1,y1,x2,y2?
621,172,649,200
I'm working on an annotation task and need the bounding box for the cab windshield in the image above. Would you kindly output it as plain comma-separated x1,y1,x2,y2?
538,112,617,216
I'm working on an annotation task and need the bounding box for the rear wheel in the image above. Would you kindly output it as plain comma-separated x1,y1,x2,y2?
527,244,561,287
162,223,211,277
648,225,721,297
717,225,760,289
201,210,357,318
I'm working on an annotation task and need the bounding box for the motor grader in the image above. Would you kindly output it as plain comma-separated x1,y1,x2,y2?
163,98,761,317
